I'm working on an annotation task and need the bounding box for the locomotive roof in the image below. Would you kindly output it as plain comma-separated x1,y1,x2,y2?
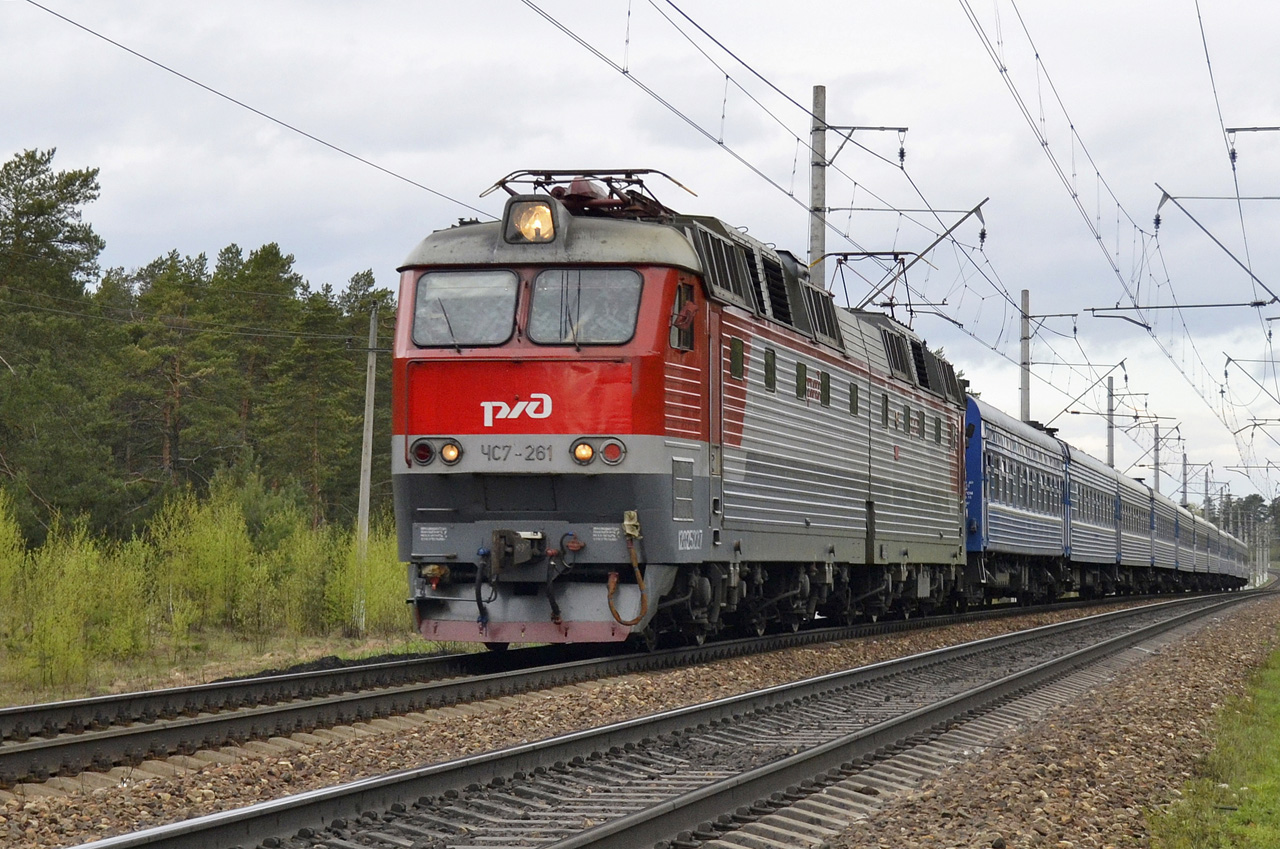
399,213,702,273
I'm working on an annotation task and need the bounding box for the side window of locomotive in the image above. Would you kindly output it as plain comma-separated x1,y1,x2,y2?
934,415,942,444
849,382,859,416
670,282,696,350
729,337,744,378
819,372,830,407
528,268,642,345
795,362,807,399
880,393,889,428
413,270,518,347
764,348,776,391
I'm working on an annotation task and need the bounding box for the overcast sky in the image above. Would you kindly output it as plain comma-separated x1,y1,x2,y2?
5,0,1280,504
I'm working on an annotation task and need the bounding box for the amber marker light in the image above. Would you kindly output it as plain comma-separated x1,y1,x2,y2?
506,200,555,243
572,441,595,464
440,441,463,464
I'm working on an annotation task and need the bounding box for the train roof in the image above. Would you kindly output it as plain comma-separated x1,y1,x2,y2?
399,213,702,273
967,396,1065,455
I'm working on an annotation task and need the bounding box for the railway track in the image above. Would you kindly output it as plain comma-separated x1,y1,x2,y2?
0,594,1142,789
78,592,1258,849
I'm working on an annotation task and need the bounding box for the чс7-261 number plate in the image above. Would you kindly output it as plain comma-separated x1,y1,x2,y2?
480,444,554,462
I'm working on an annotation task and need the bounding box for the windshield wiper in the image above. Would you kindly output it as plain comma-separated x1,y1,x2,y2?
436,298,462,353
564,301,581,352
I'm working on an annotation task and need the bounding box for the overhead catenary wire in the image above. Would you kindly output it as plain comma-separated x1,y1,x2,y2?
957,0,1262,487
20,0,493,221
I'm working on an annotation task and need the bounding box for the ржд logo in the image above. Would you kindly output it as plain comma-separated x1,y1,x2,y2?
481,393,553,427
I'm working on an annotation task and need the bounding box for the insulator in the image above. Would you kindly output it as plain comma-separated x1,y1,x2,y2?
898,146,906,166
978,227,987,248
1230,147,1238,167
1153,213,1161,231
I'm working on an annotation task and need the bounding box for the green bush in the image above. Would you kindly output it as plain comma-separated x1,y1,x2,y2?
0,466,414,691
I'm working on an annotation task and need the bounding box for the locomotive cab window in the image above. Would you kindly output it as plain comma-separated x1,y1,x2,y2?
670,282,696,350
413,270,518,347
528,268,642,345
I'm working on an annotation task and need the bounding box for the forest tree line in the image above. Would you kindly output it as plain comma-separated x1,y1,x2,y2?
0,148,397,547
3,150,1280,555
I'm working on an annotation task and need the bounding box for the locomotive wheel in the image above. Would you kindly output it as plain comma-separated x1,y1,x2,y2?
629,626,659,653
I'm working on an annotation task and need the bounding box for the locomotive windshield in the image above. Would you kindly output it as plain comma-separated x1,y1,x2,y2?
413,270,517,347
527,268,642,345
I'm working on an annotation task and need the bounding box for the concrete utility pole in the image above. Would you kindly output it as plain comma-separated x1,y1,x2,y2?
1106,377,1115,468
1020,289,1031,422
808,85,827,288
1181,452,1189,507
1153,422,1160,495
355,302,379,634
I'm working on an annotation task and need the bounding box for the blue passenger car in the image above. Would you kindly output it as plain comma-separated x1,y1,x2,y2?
964,397,1068,599
963,395,1243,600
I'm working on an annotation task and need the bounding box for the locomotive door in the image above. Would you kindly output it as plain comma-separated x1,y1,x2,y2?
708,310,724,541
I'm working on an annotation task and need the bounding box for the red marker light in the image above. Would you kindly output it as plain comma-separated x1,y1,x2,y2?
411,439,434,465
601,440,625,465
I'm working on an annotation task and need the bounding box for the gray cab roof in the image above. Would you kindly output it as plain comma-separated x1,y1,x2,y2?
399,209,702,274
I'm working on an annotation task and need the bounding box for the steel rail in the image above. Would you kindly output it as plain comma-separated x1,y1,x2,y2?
0,593,1146,787
550,594,1255,849
77,593,1251,849
0,591,1181,743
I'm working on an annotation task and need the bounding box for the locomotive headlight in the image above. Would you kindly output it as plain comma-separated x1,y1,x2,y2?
410,439,434,465
572,440,595,464
440,441,462,464
506,201,555,243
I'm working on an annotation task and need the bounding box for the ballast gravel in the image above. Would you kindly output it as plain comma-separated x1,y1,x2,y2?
3,597,1278,849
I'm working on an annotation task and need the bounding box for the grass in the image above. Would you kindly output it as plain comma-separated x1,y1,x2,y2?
0,629,471,708
0,470,471,707
1150,644,1280,848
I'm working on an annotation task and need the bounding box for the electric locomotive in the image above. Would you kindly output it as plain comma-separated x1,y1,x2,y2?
393,170,971,647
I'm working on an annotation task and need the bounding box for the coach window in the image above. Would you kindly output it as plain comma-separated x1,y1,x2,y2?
849,383,860,416
795,362,807,399
729,337,744,379
529,268,642,345
414,270,518,347
764,348,776,391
